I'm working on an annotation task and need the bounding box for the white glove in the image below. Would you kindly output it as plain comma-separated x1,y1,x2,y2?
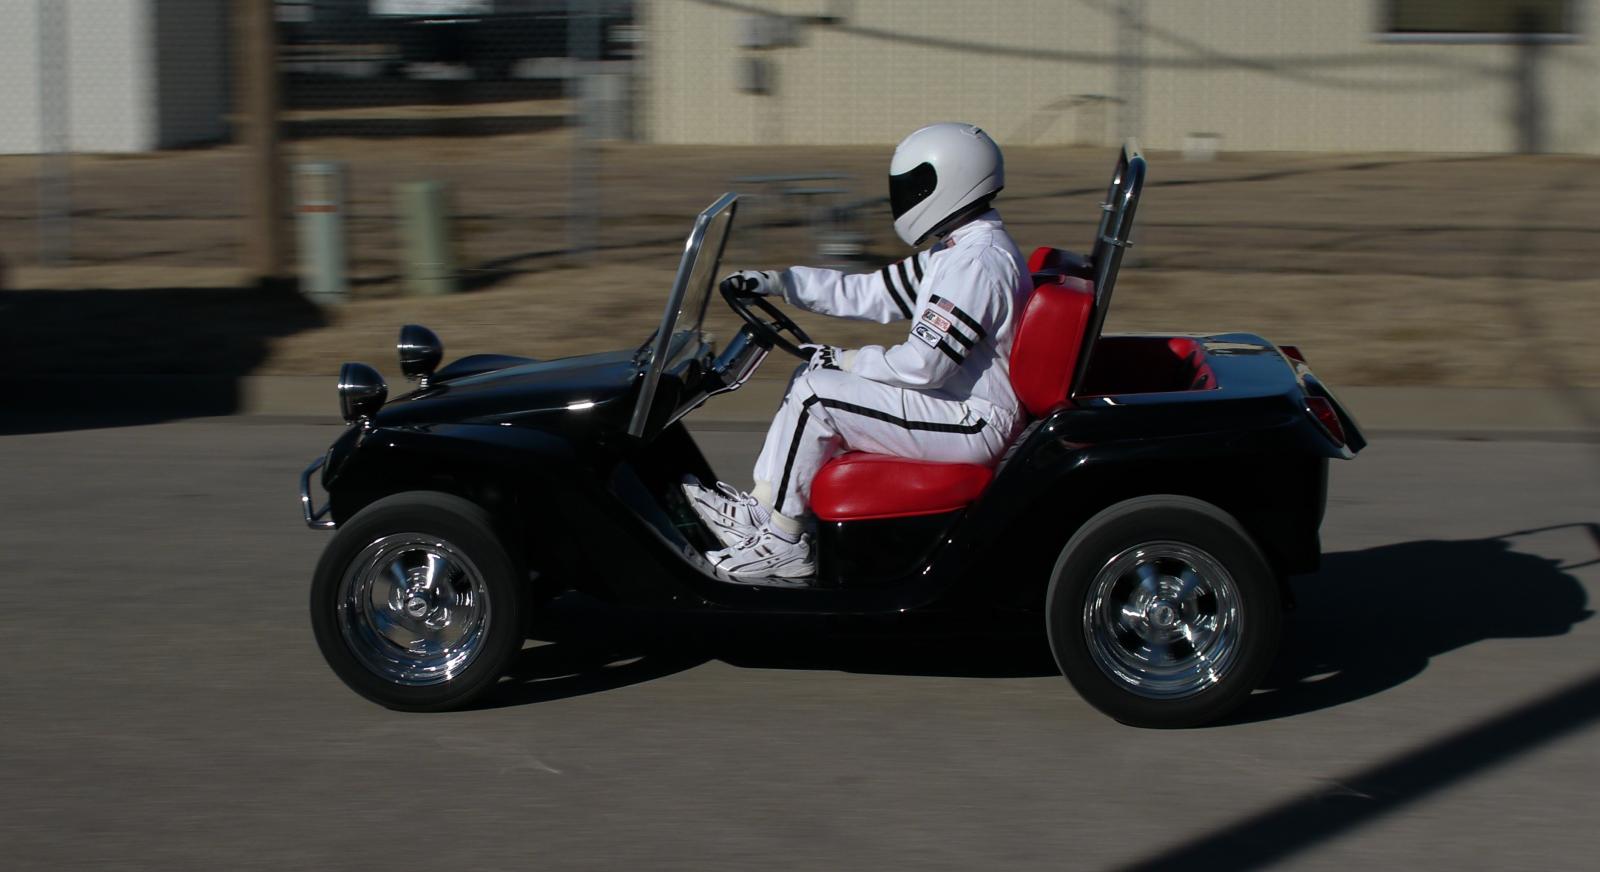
800,344,849,372
719,269,782,296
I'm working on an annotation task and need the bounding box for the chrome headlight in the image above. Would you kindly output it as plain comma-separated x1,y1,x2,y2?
397,324,443,385
338,362,387,424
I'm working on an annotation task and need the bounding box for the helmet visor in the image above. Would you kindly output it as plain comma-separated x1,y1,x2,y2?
889,162,938,220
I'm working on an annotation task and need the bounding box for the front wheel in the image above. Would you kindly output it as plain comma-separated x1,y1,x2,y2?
310,491,528,711
1046,495,1282,728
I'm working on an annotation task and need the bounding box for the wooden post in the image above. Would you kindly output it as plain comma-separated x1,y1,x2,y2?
236,0,288,286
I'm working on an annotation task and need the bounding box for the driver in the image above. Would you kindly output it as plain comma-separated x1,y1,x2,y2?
687,123,1032,580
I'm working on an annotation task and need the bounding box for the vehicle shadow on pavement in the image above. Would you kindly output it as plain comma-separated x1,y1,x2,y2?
1230,525,1596,725
478,599,712,709
477,594,1057,709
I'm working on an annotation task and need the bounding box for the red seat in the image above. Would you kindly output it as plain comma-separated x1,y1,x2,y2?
810,250,1096,522
811,453,994,522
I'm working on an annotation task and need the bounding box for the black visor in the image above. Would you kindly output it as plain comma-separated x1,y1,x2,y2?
889,162,938,220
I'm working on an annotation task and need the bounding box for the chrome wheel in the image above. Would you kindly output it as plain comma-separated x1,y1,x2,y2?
337,533,492,686
1082,541,1242,700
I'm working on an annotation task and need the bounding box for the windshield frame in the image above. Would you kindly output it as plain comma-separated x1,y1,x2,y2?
627,192,740,438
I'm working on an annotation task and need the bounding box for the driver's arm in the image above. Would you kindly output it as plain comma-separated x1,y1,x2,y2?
839,252,1009,390
780,250,932,323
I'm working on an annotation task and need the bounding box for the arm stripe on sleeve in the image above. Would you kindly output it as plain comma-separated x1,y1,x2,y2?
911,252,925,282
879,266,914,319
928,294,987,341
934,338,965,365
895,259,917,299
943,327,975,349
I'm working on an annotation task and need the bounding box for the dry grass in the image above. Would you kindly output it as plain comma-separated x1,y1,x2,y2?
2,127,1597,388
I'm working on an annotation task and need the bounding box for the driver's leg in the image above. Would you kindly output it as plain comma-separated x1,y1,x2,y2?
751,364,842,522
704,364,837,579
752,366,1002,519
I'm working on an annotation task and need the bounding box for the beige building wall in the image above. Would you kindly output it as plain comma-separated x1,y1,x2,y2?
0,0,228,154
641,0,1600,154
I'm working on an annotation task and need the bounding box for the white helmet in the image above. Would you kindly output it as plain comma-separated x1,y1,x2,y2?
888,122,1005,247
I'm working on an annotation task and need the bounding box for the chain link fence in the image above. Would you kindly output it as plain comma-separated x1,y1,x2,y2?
0,1,650,291
0,1,1037,306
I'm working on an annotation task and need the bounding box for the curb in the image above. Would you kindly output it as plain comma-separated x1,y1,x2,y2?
10,374,1600,438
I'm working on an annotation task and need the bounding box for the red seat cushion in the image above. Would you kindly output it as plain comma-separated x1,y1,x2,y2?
812,452,994,522
1009,274,1094,417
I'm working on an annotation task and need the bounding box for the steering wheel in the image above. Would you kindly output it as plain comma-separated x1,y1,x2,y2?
719,277,814,359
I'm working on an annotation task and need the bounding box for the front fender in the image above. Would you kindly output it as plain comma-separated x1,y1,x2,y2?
324,423,587,527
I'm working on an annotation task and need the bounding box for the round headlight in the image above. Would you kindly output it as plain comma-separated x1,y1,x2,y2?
338,362,387,424
397,324,443,384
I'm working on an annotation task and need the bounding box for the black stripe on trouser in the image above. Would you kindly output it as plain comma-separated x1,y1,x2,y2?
776,395,822,505
775,393,987,510
911,252,924,281
879,267,914,319
928,294,987,341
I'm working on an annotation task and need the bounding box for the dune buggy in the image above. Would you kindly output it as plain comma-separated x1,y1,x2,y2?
299,143,1363,727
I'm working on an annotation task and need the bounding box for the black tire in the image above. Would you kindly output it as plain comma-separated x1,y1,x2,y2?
1046,495,1282,728
310,491,528,712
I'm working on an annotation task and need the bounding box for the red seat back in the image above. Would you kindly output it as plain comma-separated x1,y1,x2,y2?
1010,249,1095,417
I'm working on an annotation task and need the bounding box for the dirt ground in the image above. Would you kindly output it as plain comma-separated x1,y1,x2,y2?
2,124,1597,388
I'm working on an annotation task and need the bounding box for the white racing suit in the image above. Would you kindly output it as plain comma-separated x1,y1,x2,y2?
751,210,1033,518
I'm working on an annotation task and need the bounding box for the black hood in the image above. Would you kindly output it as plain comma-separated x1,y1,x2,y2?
373,349,641,427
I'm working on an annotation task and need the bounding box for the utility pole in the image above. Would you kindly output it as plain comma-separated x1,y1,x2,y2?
1114,0,1145,145
567,0,601,259
36,0,71,265
237,0,289,287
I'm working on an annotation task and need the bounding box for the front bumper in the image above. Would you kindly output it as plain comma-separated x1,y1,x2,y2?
300,455,336,530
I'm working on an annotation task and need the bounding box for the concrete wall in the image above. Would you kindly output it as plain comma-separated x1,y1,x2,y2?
0,0,228,154
641,0,1600,154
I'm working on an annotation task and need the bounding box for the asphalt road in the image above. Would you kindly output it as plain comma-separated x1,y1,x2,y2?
2,416,1597,870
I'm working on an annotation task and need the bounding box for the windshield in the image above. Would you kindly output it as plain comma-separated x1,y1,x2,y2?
628,193,739,437
673,199,735,356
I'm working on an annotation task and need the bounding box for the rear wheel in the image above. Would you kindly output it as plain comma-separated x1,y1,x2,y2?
1046,495,1281,728
310,491,528,711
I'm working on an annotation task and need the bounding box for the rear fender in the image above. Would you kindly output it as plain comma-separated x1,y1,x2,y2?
958,423,1327,611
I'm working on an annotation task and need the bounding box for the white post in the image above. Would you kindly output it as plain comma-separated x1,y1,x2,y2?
296,162,348,304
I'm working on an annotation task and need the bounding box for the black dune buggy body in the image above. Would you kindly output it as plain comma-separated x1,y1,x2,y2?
300,144,1365,727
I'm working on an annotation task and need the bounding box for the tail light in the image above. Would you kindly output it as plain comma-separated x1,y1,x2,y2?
1280,345,1307,364
1306,396,1346,446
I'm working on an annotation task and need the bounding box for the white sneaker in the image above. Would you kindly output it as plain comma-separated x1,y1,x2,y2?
708,526,816,581
682,479,770,548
